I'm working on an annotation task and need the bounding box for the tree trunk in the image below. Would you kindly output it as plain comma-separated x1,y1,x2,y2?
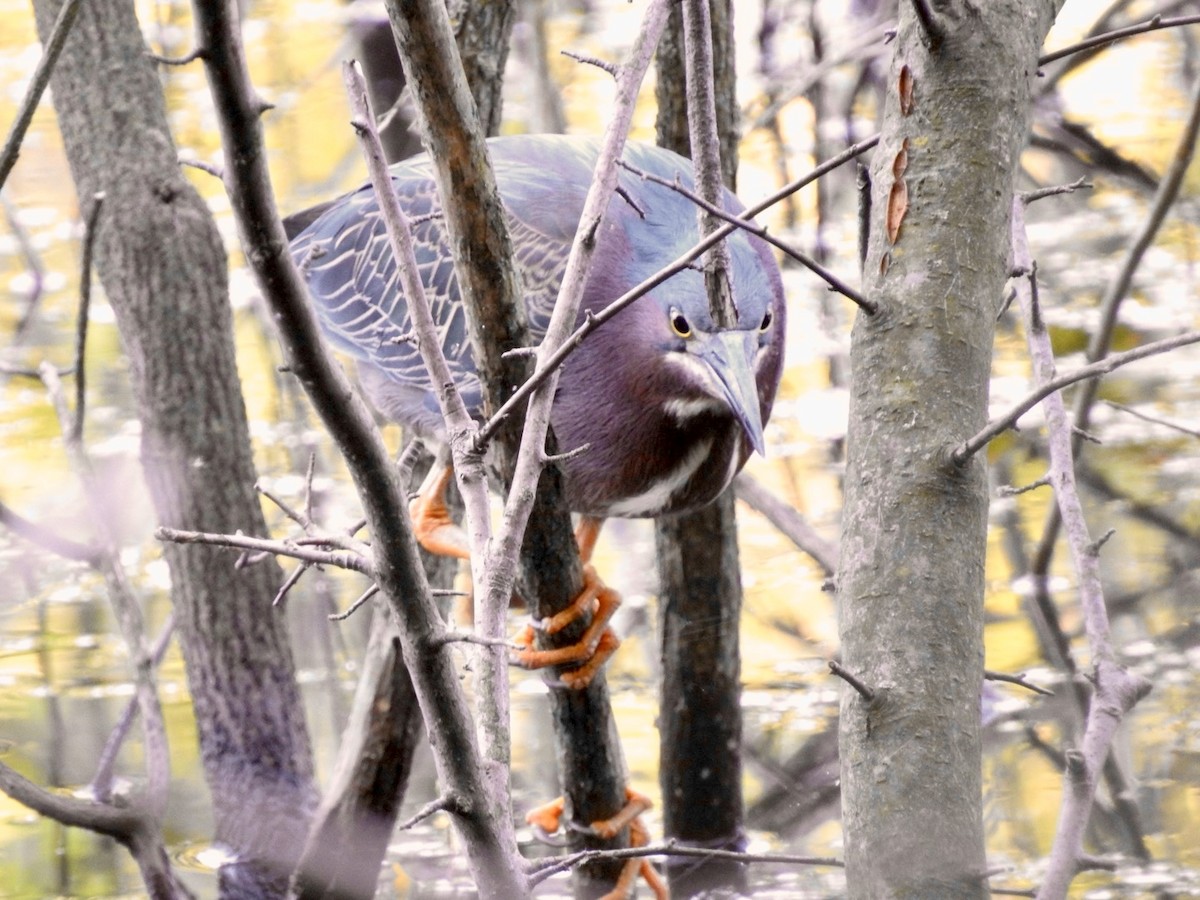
654,2,748,895
837,2,1060,896
31,0,317,893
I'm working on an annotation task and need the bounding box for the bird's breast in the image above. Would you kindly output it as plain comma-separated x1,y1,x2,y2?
554,399,747,519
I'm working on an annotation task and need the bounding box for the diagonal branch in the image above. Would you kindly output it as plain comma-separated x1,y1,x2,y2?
191,3,528,895
952,329,1200,463
0,0,84,189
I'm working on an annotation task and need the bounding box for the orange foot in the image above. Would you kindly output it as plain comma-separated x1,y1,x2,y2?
410,468,620,688
512,564,621,689
526,789,667,900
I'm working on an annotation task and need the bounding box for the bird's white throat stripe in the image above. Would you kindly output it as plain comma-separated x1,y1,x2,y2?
663,396,725,421
607,437,713,517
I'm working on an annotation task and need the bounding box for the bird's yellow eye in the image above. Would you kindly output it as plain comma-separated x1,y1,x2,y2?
670,309,692,338
760,310,773,331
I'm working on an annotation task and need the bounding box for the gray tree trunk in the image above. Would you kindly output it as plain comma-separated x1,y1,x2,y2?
654,2,748,895
31,0,317,893
837,1,1060,896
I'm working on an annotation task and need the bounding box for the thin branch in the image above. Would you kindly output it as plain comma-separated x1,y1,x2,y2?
1029,65,1200,601
38,363,170,822
560,48,619,76
155,526,374,575
526,839,842,887
327,583,379,621
617,158,874,312
178,157,224,181
397,793,467,831
0,0,84,190
147,47,206,66
1008,202,1152,900
272,562,311,607
952,329,1200,463
341,61,490,567
3,190,48,335
71,193,104,443
1103,399,1200,439
91,613,177,801
0,498,101,565
1037,13,1200,66
733,473,838,576
429,630,524,651
984,669,1054,697
256,481,313,530
1020,178,1092,205
829,660,875,701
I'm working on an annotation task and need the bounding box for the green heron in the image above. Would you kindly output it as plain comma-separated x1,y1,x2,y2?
287,134,785,682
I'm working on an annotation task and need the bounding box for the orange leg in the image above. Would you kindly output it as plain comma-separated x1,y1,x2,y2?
408,462,471,560
512,565,621,690
575,515,605,565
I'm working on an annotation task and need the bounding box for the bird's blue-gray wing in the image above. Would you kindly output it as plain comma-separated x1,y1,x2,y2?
290,169,481,427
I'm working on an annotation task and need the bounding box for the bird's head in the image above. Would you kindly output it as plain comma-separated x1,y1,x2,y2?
648,241,784,456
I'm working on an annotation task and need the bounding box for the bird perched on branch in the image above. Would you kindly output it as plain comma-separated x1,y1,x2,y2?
286,134,785,684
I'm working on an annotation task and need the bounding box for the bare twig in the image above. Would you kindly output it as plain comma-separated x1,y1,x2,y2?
91,613,177,801
0,498,101,565
71,193,104,443
1020,177,1092,205
1038,13,1200,66
526,839,842,887
178,157,224,181
0,0,84,190
733,473,838,576
984,669,1054,697
829,660,875,701
397,793,467,831
952,330,1200,463
1103,399,1200,439
155,525,373,575
147,47,206,66
38,363,171,822
617,158,874,312
560,48,618,76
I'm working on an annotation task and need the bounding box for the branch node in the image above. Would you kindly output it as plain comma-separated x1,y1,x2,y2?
829,660,876,701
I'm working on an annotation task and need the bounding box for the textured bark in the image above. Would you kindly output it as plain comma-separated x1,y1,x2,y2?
452,0,516,137
837,2,1059,896
653,2,747,895
30,0,317,893
291,608,422,900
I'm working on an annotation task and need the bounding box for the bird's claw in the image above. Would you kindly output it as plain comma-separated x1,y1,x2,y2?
525,789,666,900
510,566,621,690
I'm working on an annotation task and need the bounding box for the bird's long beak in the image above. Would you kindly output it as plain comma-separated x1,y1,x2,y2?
695,330,766,455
